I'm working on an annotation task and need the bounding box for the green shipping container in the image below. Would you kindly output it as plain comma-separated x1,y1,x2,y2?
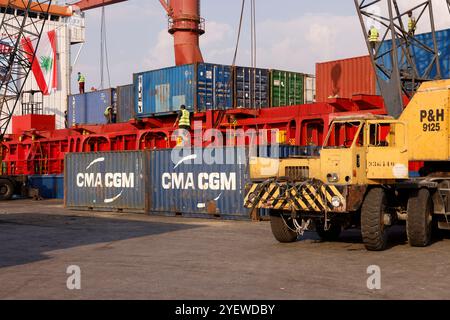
270,70,305,107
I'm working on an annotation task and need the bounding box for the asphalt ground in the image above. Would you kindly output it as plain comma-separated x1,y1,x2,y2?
1,199,449,300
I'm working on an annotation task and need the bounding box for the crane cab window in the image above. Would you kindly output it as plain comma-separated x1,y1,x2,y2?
324,121,364,149
367,122,405,148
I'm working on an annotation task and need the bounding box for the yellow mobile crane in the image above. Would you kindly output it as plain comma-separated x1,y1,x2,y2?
244,0,450,251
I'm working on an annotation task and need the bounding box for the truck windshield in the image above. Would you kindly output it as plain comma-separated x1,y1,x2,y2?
324,121,363,149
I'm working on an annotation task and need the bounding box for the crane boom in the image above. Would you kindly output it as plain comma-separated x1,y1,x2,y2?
72,0,128,11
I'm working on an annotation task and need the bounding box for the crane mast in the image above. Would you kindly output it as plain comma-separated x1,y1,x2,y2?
0,0,54,139
354,0,444,118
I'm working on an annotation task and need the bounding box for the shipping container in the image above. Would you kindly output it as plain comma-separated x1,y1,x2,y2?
315,55,377,102
377,28,450,81
197,63,233,111
234,67,270,108
65,151,150,213
305,75,316,103
270,70,305,107
28,174,64,199
67,88,116,125
135,64,196,116
134,63,233,116
116,84,135,123
64,145,316,219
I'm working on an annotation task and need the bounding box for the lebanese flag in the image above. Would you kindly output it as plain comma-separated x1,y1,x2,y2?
21,30,58,95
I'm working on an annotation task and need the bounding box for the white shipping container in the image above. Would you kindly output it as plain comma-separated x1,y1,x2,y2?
305,75,316,104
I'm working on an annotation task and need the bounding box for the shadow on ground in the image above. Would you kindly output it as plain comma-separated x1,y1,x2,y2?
0,212,202,268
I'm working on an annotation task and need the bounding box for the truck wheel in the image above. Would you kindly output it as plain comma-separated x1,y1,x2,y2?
269,210,298,243
0,179,14,201
407,189,433,247
361,188,388,251
316,221,342,241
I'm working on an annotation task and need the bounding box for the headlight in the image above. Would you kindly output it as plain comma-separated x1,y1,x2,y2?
331,196,342,208
327,173,339,183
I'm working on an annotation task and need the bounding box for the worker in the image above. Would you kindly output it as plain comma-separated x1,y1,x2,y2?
77,72,86,94
368,25,379,52
174,105,191,131
408,11,416,36
104,106,114,124
64,110,69,129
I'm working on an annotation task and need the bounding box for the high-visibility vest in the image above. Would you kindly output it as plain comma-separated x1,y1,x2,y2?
179,109,190,127
104,106,112,116
408,18,416,32
369,27,379,42
78,74,86,83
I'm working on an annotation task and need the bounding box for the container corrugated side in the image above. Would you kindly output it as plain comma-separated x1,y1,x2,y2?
68,94,86,126
197,63,233,111
305,75,316,103
315,55,376,102
85,89,116,124
28,174,64,199
149,147,251,219
134,64,196,117
67,89,116,125
65,151,150,213
378,28,450,81
234,67,270,108
116,84,135,122
270,70,305,107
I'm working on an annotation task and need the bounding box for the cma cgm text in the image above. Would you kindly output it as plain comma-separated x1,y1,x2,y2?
76,173,135,188
162,172,237,191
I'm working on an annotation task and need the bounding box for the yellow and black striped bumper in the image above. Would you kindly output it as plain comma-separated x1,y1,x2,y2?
244,182,347,212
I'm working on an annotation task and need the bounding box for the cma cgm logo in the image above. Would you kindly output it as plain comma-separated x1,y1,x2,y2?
76,157,135,204
162,154,236,191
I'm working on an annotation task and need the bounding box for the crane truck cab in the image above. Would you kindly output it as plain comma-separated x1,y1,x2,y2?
245,79,450,251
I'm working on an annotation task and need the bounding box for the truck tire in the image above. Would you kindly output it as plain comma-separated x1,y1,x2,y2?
361,188,388,251
0,179,14,201
407,189,433,247
269,210,298,243
316,221,342,241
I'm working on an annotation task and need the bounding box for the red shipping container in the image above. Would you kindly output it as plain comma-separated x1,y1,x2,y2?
316,55,377,102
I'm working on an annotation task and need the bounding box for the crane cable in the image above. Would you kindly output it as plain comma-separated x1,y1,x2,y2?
232,0,246,67
100,4,112,89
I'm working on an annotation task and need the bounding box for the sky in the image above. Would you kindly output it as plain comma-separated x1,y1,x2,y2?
70,0,450,91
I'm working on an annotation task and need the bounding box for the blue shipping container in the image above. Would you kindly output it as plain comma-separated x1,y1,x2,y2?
116,84,135,123
68,94,86,126
64,146,317,219
28,175,64,199
134,63,233,117
67,88,116,125
197,63,233,111
377,28,450,81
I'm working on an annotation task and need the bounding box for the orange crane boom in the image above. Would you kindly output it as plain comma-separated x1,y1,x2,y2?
72,0,128,11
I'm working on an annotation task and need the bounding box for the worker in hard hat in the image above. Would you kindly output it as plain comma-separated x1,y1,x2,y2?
174,105,191,131
368,25,379,52
408,11,417,36
77,72,86,94
104,105,114,124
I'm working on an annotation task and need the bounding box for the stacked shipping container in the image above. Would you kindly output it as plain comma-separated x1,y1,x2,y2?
68,88,116,126
64,146,318,218
315,55,377,102
68,65,315,125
